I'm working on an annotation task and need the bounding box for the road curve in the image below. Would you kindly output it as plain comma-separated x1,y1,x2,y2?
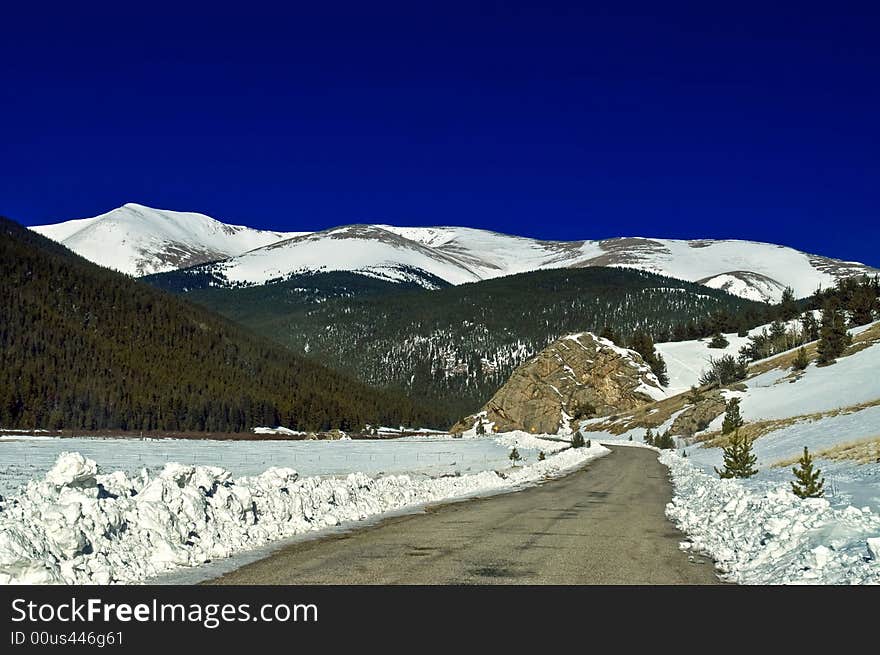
206,446,720,584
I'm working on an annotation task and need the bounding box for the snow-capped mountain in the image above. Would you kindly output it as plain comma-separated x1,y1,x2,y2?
31,204,877,301
201,225,877,302
30,203,304,276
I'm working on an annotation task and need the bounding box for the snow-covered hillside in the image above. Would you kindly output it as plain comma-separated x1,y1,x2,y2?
588,321,880,583
31,204,877,301
212,225,482,288
30,203,303,276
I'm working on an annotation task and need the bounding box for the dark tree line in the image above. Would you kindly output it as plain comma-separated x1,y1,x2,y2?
152,266,765,421
0,217,447,432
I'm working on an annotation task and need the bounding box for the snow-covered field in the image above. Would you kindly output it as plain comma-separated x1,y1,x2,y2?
0,432,601,584
0,435,542,499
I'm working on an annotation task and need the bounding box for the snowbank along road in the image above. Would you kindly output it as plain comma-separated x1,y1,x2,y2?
207,447,720,584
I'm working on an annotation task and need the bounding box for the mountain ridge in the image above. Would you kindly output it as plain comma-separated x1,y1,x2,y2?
31,203,879,302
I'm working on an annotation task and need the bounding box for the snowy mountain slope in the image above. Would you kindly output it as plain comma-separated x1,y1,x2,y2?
211,225,483,288
378,228,876,301
698,271,787,303
30,203,304,276
173,227,877,302
32,204,878,300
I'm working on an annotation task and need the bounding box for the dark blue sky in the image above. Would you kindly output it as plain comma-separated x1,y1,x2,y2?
2,1,878,265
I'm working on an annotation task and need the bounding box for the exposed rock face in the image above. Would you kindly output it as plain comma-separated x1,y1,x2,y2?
669,391,727,437
452,333,666,434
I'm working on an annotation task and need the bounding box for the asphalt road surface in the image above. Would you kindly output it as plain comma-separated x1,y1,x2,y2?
206,446,720,584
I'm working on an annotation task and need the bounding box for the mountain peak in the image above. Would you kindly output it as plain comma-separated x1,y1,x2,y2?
30,205,302,276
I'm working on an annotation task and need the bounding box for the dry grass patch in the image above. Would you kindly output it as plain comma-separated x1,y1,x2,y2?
698,398,880,448
746,321,880,377
698,417,805,448
584,390,695,435
771,435,880,467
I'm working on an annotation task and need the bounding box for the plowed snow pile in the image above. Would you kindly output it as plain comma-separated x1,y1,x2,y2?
0,441,607,584
661,451,880,584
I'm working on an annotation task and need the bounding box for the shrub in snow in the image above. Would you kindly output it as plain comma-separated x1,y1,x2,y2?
708,332,729,349
714,431,757,479
571,433,585,449
790,447,825,499
699,354,749,388
792,347,810,371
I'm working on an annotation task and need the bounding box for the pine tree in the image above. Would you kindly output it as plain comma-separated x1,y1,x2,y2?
571,432,585,448
599,325,620,345
655,430,675,449
715,431,758,479
790,447,825,498
792,346,810,371
538,451,546,461
721,397,744,434
779,286,799,321
652,352,670,387
708,332,729,349
644,428,655,446
508,447,522,466
629,330,668,386
800,312,820,342
816,302,851,365
849,282,876,326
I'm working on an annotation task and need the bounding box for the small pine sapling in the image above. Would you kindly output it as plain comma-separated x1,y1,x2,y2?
508,447,522,466
790,447,825,499
714,431,758,479
721,397,744,435
792,347,810,372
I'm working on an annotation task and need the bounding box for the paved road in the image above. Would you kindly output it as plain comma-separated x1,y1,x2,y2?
206,447,720,584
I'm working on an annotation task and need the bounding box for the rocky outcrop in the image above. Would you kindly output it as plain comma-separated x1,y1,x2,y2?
669,391,727,437
451,332,666,435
